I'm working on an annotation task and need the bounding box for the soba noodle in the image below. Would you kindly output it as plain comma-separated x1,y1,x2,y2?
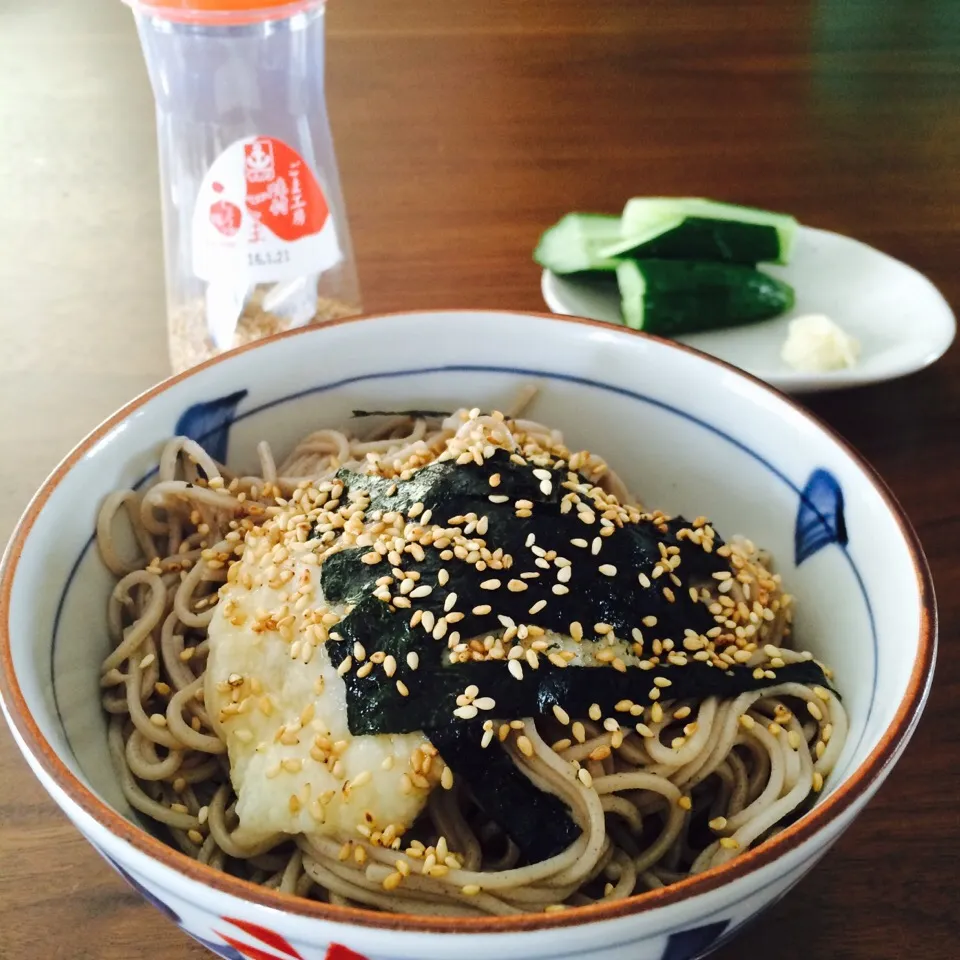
96,397,846,916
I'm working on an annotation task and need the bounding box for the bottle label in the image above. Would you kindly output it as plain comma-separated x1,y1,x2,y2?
192,135,342,284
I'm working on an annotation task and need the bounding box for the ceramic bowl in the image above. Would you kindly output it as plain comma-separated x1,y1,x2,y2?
0,310,936,960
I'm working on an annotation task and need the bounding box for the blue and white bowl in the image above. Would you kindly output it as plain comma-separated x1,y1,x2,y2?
0,310,936,960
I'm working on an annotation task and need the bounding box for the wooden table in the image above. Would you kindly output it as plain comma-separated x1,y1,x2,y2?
1,0,957,956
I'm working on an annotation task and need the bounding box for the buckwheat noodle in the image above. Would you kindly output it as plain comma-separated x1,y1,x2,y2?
96,394,847,917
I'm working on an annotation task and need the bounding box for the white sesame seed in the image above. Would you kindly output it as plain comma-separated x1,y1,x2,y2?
406,651,420,670
577,768,593,788
488,495,509,504
508,660,524,681
570,538,588,548
552,584,569,595
453,705,479,720
591,537,602,555
396,680,410,696
480,579,501,591
337,657,353,677
598,564,617,577
557,566,572,583
529,599,547,615
410,584,433,598
438,569,450,586
540,480,553,495
444,592,458,613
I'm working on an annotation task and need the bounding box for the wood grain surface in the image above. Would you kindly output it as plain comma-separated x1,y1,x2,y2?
1,0,958,957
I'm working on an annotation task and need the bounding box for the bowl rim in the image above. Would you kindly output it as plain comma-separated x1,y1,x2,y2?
0,309,937,935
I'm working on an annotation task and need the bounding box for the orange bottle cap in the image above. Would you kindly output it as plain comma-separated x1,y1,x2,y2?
125,0,325,26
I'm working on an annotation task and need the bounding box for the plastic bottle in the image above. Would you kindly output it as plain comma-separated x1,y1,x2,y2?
123,0,361,371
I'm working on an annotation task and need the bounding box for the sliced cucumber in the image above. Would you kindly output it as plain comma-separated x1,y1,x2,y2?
616,259,795,335
533,213,623,274
602,198,798,265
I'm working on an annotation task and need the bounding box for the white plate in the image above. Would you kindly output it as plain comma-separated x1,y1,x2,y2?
541,226,956,393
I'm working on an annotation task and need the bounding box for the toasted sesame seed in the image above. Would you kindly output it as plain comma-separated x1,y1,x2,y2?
635,723,654,738
719,837,740,850
528,599,547,615
480,578,501,591
149,713,167,728
516,735,535,757
739,713,755,730
642,615,658,628
588,703,602,721
507,579,528,592
812,771,824,792
396,680,410,696
678,795,693,811
552,704,571,725
651,702,663,723
382,872,403,891
653,676,672,688
807,701,824,721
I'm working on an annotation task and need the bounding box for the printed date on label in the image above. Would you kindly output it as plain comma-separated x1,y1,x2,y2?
248,249,291,268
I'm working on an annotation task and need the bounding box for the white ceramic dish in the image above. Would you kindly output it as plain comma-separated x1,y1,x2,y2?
0,311,936,960
541,226,956,393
